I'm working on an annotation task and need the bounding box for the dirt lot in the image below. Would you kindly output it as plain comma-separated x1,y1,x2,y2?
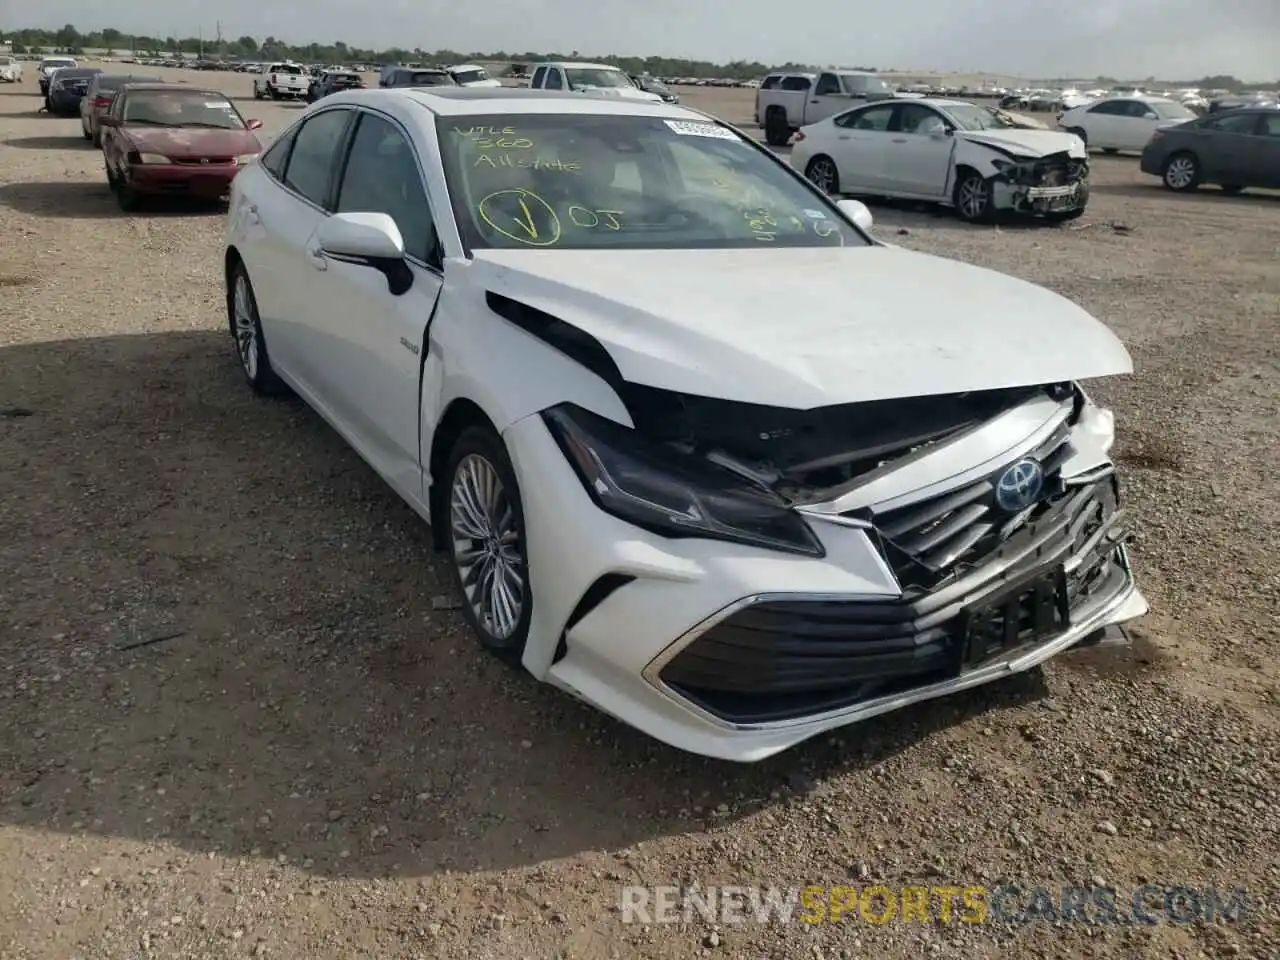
1,68,1277,960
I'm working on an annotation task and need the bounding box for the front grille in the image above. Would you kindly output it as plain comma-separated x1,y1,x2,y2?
868,421,1074,587
658,476,1129,725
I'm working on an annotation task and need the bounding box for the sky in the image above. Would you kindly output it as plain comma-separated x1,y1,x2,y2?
23,0,1280,80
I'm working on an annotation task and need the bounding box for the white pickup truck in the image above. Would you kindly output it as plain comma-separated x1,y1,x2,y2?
528,61,664,103
756,70,899,146
253,62,310,100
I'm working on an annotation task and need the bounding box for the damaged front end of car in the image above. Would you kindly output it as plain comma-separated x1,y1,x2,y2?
990,150,1090,216
541,379,1141,726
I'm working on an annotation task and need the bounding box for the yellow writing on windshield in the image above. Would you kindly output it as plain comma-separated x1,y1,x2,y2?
744,207,777,242
454,125,534,149
473,154,580,172
477,189,625,245
478,188,561,246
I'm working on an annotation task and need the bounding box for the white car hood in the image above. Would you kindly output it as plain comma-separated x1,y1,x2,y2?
574,85,663,103
960,129,1086,158
469,246,1131,408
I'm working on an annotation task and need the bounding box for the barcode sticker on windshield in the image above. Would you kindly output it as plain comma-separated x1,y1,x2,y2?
205,101,231,108
664,120,738,140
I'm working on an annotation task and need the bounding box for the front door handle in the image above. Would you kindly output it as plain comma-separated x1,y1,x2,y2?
306,246,327,271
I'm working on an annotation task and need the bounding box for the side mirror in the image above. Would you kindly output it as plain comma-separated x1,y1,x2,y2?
316,212,414,295
1143,112,1157,120
98,115,119,128
836,198,874,232
245,118,263,130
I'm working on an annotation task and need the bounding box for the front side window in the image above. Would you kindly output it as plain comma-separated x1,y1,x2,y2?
544,69,563,90
564,68,631,90
898,104,949,134
1148,100,1196,120
814,74,840,95
437,113,868,251
835,104,894,130
531,67,547,88
336,113,439,264
283,109,351,206
1204,112,1261,134
843,75,893,95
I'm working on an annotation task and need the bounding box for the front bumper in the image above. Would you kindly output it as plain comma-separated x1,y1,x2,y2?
503,410,1147,762
992,158,1090,215
126,163,240,198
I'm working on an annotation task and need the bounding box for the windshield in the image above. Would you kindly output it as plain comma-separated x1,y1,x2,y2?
843,75,893,95
565,68,632,90
123,91,245,129
940,103,1009,131
1150,100,1196,119
452,68,489,84
437,114,868,251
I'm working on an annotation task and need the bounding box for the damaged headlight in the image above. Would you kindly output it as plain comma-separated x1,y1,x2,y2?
542,403,825,557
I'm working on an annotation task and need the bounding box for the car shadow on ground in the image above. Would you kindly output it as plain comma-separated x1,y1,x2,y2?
3,135,97,150
0,330,1057,880
0,180,224,218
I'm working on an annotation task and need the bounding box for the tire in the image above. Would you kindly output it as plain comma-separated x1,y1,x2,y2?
764,108,791,147
804,155,839,195
112,172,140,212
81,123,91,141
226,262,287,395
1162,152,1200,192
1220,184,1244,195
443,425,532,663
253,86,262,100
953,168,994,223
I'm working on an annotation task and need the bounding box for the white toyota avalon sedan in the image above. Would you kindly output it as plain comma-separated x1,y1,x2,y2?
223,87,1148,761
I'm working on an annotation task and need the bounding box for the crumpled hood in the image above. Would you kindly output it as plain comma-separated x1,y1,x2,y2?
123,126,262,159
960,128,1086,159
468,246,1132,408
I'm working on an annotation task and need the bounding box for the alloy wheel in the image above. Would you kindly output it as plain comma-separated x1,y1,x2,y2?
806,158,837,194
232,273,259,381
957,175,989,220
449,453,525,640
1164,156,1197,190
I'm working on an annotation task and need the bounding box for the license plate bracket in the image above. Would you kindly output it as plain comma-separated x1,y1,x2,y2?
959,567,1069,670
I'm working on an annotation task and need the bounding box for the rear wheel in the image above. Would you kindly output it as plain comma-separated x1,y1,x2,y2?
1162,152,1200,191
804,156,839,195
764,108,791,147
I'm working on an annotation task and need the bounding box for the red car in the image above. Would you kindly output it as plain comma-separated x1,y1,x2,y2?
100,84,265,210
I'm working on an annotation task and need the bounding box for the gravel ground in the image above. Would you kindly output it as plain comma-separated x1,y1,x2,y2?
1,69,1277,960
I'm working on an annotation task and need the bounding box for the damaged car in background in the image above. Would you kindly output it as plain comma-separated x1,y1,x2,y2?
791,97,1090,223
224,88,1145,761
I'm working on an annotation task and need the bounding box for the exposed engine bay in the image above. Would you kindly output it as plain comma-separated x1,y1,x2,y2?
617,380,1078,502
989,150,1090,215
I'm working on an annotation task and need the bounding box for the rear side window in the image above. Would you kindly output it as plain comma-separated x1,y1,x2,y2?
282,109,351,207
260,128,294,179
760,75,782,90
781,76,812,92
531,66,546,87
1088,101,1123,115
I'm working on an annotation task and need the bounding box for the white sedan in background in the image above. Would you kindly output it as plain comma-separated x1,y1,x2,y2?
223,87,1146,761
791,98,1090,222
1058,95,1198,152
0,56,22,83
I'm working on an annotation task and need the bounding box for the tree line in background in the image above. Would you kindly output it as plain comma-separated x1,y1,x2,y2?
1,24,1273,88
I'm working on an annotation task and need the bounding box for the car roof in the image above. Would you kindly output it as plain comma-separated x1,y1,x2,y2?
538,61,619,70
327,86,707,120
119,83,222,96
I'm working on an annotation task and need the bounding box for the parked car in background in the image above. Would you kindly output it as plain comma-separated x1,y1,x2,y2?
792,98,1090,223
38,56,78,95
100,84,264,211
308,70,365,102
253,62,310,100
81,73,164,144
528,62,664,103
446,64,502,87
0,56,23,83
754,73,813,125
222,86,1146,761
380,67,457,88
631,74,679,103
757,70,899,146
44,67,103,115
1140,107,1280,193
1058,95,1197,152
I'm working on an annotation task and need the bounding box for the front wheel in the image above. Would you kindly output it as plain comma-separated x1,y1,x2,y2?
1162,152,1200,191
227,263,287,394
804,155,840,195
444,426,532,663
953,169,994,223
